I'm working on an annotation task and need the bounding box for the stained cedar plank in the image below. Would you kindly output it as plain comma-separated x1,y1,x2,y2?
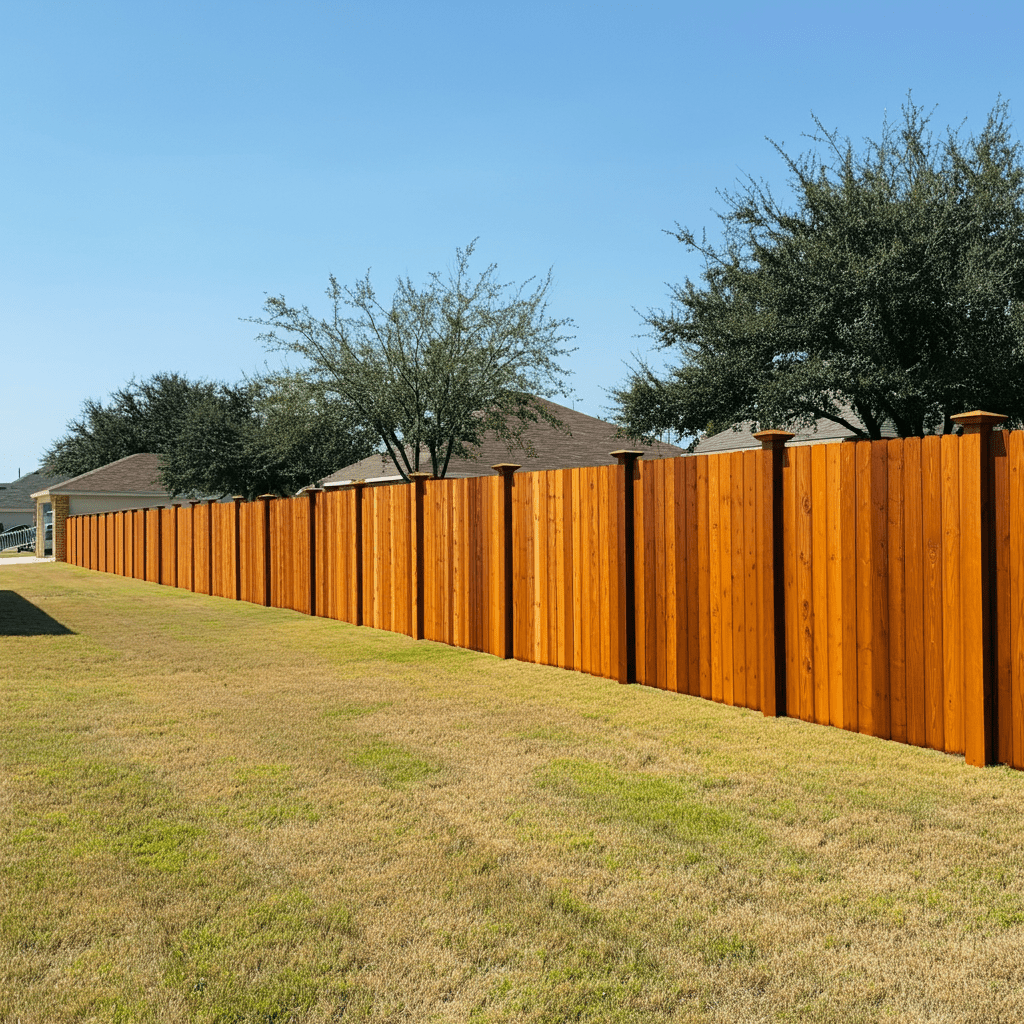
793,446,814,722
517,476,530,661
941,435,963,754
960,426,988,766
659,459,673,690
824,447,842,727
643,458,659,684
920,437,945,749
637,460,654,686
571,469,583,672
609,463,625,682
856,442,889,738
557,470,571,668
449,482,461,647
135,509,146,581
855,444,872,735
629,462,644,684
810,444,828,725
532,473,544,665
871,441,891,739
684,458,699,697
840,443,860,732
693,457,710,699
707,455,724,702
512,476,526,661
490,477,501,656
645,461,662,688
665,460,680,692
588,467,602,676
599,466,614,679
992,433,1012,765
782,448,799,717
721,453,737,704
902,438,926,747
730,451,746,707
753,450,768,711
741,451,758,710
1010,431,1024,769
887,440,907,744
546,472,559,665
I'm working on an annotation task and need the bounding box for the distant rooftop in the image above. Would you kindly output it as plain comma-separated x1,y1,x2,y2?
0,467,69,512
320,398,685,486
694,411,898,455
31,453,170,497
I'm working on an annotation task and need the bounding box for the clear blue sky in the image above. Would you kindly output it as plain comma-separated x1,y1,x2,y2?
2,0,1022,481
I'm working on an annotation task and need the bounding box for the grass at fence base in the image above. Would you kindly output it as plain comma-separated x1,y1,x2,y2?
3,565,1024,1023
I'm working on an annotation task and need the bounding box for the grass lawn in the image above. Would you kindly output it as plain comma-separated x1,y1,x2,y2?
2,565,1023,1023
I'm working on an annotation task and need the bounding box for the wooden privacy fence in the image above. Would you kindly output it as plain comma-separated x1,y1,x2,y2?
65,412,1024,770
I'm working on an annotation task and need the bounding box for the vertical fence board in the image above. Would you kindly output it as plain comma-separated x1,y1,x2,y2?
941,435,964,754
1011,431,1024,769
993,431,1012,765
888,441,907,744
903,438,926,747
922,436,945,749
730,451,746,707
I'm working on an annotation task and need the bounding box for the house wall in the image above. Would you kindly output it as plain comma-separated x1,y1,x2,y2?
69,494,172,516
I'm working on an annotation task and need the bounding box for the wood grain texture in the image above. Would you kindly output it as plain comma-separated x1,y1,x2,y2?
887,441,907,744
902,438,926,747
941,435,963,754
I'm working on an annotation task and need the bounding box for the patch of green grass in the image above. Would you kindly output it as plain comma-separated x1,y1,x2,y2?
165,890,357,1022
348,738,441,787
536,758,760,854
227,764,321,828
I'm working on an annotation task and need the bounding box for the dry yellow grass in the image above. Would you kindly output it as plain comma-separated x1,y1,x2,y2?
2,563,1024,1023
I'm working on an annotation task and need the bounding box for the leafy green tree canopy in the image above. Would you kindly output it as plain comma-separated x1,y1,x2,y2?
250,240,576,480
44,372,377,499
613,98,1024,444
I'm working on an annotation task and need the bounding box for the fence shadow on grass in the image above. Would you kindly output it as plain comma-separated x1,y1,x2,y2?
0,591,75,636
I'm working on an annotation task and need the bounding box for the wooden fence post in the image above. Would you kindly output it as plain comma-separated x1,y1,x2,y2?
259,495,274,607
492,464,521,659
408,474,430,640
306,489,319,617
612,451,644,684
753,430,795,717
232,496,243,600
952,410,1007,767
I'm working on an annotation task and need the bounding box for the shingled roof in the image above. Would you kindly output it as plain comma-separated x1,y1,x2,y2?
320,398,685,485
0,467,70,515
31,453,170,497
694,411,898,455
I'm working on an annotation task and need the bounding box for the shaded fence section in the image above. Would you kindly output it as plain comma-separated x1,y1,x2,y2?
66,414,1024,770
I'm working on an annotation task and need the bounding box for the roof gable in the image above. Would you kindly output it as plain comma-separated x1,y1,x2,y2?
35,453,170,496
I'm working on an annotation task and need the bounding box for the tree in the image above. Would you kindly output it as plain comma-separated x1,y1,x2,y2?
612,98,1024,444
250,240,576,480
44,372,377,498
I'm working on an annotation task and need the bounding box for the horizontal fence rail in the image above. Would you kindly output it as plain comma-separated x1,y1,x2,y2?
65,414,1024,769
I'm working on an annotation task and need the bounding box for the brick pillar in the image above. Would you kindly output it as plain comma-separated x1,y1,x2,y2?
50,494,69,561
